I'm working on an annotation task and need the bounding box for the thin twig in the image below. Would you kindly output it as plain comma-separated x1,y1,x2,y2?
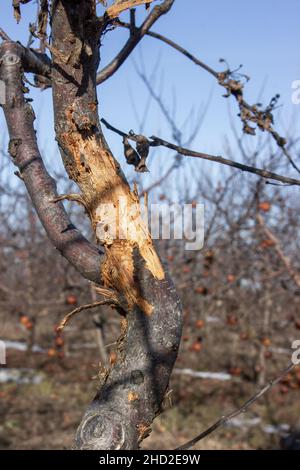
57,300,119,332
117,20,219,78
101,118,300,187
149,136,300,186
175,362,296,450
0,28,12,41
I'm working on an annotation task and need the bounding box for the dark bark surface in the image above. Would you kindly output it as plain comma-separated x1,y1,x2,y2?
0,41,103,283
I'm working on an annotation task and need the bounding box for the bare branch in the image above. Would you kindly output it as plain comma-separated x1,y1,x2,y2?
0,28,12,42
0,41,103,284
117,20,219,77
0,37,51,78
176,363,297,450
101,118,300,187
148,136,300,186
96,0,175,84
57,299,121,332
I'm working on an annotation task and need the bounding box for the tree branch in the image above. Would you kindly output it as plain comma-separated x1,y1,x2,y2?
117,20,219,77
0,38,51,77
101,118,300,187
57,299,121,332
175,362,296,450
0,28,12,41
115,21,299,173
0,41,103,284
96,0,175,85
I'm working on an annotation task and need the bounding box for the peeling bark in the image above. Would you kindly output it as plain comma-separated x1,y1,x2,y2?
51,0,166,313
105,0,154,19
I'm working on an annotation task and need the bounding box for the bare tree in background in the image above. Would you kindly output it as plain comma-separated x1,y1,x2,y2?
0,0,299,450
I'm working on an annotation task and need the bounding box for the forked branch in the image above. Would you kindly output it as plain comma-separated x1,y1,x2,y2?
96,0,175,84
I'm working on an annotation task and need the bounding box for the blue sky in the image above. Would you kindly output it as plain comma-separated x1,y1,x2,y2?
1,0,300,193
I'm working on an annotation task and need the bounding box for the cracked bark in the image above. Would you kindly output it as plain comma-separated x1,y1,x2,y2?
42,0,181,449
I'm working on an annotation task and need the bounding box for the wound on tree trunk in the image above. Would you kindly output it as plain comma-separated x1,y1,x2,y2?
49,0,182,449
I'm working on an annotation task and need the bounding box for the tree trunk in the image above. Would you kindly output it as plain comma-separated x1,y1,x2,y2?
50,1,182,449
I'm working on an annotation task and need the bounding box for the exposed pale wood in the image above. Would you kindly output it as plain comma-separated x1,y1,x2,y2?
106,0,154,18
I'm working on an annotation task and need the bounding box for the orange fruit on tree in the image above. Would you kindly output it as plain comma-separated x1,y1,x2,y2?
195,319,205,329
55,336,64,347
259,201,271,212
189,341,202,353
19,315,30,326
66,294,77,305
47,348,57,358
261,337,271,347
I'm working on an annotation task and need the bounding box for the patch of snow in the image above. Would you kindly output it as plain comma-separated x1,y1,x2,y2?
0,368,44,385
174,368,232,380
4,340,45,353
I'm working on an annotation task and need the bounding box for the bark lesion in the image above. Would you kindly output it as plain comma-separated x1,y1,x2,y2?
55,103,165,314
